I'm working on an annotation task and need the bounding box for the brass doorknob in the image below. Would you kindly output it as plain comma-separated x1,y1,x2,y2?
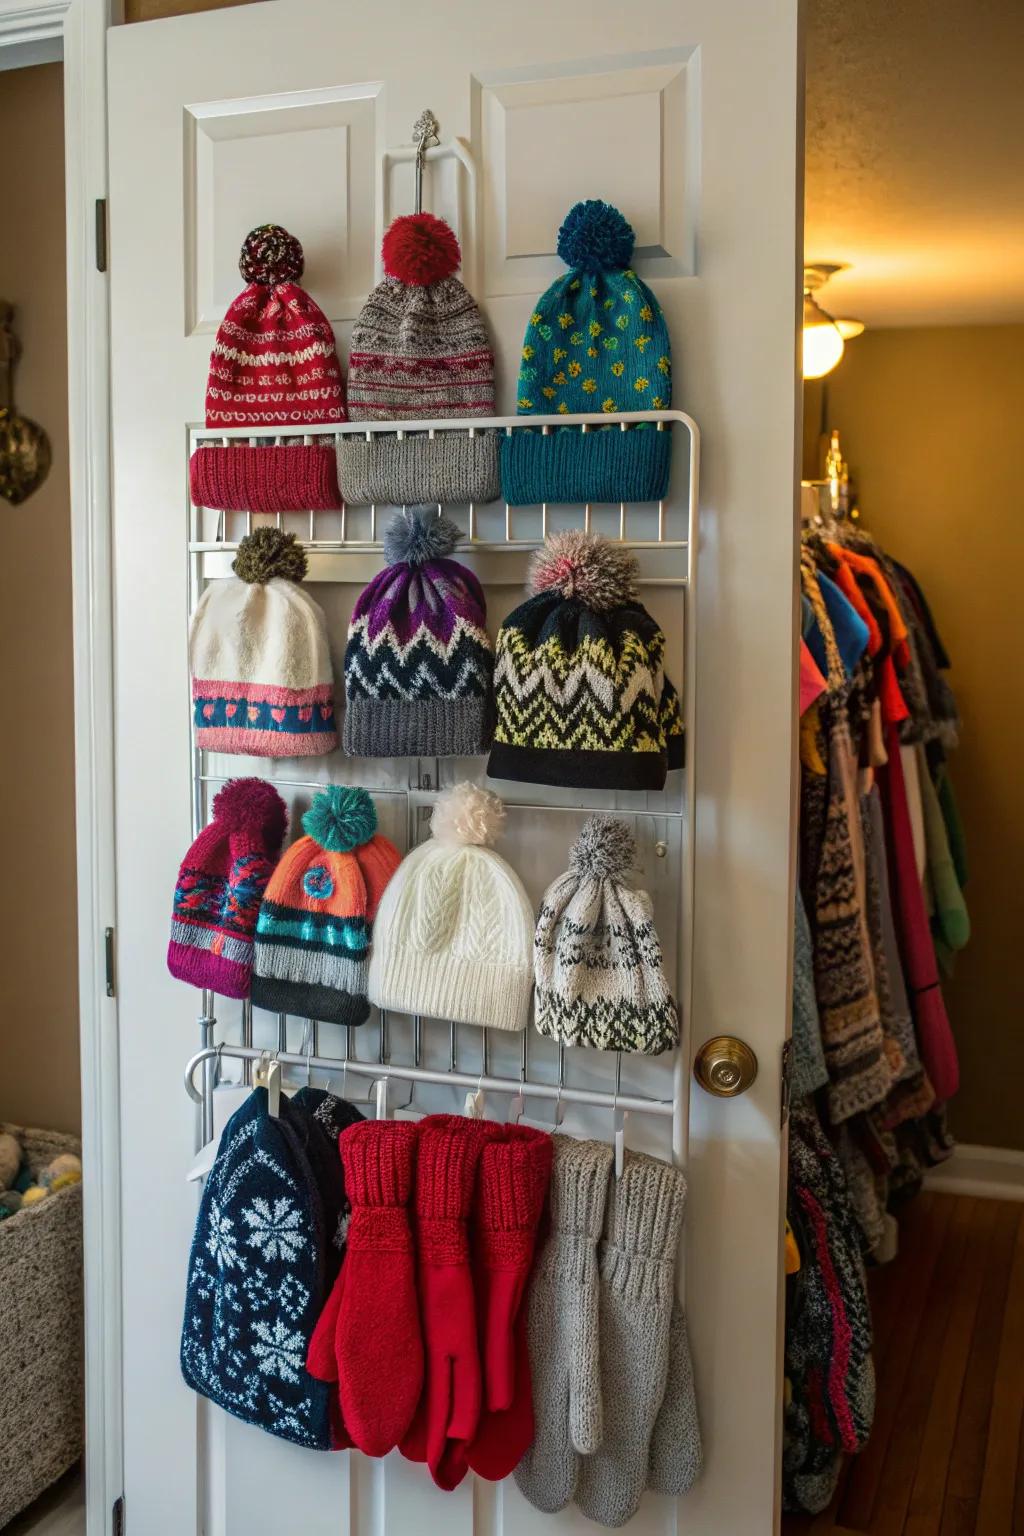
693,1036,758,1097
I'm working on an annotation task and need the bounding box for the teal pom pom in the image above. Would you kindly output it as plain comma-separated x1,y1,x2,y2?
302,786,377,853
557,200,635,273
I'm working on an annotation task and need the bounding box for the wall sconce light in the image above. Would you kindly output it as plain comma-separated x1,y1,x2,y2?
803,263,865,380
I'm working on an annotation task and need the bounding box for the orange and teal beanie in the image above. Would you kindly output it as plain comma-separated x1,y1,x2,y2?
501,200,673,505
251,786,400,1026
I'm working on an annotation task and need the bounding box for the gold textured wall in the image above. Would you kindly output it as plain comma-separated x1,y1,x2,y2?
0,64,80,1135
805,325,1024,1150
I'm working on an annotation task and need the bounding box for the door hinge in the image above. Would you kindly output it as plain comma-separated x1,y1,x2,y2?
95,198,108,273
104,926,116,998
112,1494,125,1535
780,1038,793,1127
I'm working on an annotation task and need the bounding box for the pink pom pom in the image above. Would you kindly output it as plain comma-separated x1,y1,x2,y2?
212,778,288,850
382,213,460,287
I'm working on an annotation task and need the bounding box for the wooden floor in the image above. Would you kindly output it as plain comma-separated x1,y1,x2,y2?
784,1192,1024,1536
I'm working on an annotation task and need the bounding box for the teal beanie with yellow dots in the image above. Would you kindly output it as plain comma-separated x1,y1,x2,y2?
501,201,672,506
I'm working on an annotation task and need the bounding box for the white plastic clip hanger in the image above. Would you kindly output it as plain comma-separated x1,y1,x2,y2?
254,1051,282,1118
612,1053,627,1180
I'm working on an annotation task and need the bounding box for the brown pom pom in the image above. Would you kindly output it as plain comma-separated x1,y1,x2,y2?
232,527,308,584
528,530,639,612
239,225,304,286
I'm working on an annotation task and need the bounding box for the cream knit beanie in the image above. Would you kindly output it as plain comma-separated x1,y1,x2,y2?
368,783,534,1031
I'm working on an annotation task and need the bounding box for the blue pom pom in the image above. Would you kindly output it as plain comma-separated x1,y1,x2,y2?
302,786,377,853
557,201,635,274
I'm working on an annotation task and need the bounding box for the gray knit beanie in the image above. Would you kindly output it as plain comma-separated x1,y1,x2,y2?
574,1151,701,1527
339,212,496,506
513,1135,613,1514
534,818,679,1054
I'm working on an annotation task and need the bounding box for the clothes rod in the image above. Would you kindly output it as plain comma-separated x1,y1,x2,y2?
183,1042,674,1118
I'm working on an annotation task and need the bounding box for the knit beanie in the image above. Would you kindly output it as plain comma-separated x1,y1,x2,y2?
191,224,345,513
535,817,679,1055
337,212,497,506
190,527,338,758
251,786,400,1026
488,531,684,790
368,783,534,1031
502,200,672,506
168,778,287,998
181,1086,340,1449
343,508,494,758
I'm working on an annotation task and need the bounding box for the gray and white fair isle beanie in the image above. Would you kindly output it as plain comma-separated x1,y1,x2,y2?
534,817,679,1054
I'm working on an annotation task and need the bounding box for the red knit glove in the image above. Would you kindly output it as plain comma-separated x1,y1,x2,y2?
334,1120,422,1457
465,1125,553,1481
399,1116,499,1489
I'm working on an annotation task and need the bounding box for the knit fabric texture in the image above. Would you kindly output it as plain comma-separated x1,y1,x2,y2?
514,1135,613,1514
488,532,684,790
251,787,400,1026
206,225,346,430
343,509,494,758
574,1151,700,1527
337,431,500,508
190,530,338,758
504,200,672,505
348,214,493,423
368,786,534,1031
190,444,342,515
180,1088,337,1449
168,778,287,999
791,890,829,1101
534,817,679,1054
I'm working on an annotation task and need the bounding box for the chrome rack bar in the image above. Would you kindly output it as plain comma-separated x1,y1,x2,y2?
184,1042,673,1118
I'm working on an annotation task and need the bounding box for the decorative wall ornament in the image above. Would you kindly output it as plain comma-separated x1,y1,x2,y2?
0,301,51,505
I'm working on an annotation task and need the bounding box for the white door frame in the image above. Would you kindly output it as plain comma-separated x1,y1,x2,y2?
0,3,122,1532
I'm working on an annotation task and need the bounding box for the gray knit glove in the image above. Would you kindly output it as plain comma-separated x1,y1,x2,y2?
574,1151,695,1528
513,1135,613,1514
647,1305,702,1496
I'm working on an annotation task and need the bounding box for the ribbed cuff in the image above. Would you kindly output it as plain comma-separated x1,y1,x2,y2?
370,944,533,1033
414,1115,497,1221
500,424,672,507
340,1119,418,1208
487,741,671,792
477,1127,553,1235
337,433,500,507
343,695,492,759
547,1135,613,1240
190,445,342,513
605,1151,686,1263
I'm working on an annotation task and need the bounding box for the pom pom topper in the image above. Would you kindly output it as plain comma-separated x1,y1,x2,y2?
212,778,288,850
529,530,640,612
382,212,461,287
430,782,506,848
239,224,305,286
232,527,308,585
556,200,635,274
569,816,636,881
303,786,378,854
383,506,461,568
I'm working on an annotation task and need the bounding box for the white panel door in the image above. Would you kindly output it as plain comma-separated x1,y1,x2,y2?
107,3,801,1533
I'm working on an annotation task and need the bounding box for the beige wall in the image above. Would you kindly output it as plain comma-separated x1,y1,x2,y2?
806,326,1024,1150
0,63,80,1136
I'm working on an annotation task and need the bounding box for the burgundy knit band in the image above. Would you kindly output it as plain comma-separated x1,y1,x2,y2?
189,444,342,514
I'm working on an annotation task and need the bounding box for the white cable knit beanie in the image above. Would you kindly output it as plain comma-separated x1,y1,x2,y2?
367,783,534,1031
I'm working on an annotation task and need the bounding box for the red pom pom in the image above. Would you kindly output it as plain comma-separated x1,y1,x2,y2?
382,213,460,287
212,778,288,850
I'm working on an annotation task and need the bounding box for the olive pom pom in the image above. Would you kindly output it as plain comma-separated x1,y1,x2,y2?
383,507,461,567
212,778,288,850
382,212,461,286
556,200,635,274
529,530,639,612
431,783,505,847
232,527,308,585
303,786,378,853
569,816,635,880
239,225,305,285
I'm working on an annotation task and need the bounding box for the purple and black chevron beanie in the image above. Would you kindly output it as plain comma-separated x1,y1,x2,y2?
343,508,494,758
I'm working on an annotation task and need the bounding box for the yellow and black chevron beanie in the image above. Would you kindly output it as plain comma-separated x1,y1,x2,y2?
487,531,683,791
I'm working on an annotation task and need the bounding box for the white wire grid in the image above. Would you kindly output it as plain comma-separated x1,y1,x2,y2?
184,409,699,1164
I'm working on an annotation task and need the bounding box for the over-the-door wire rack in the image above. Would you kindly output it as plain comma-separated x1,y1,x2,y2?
183,408,699,1158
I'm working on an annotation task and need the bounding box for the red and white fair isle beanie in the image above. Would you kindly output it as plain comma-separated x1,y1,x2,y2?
190,225,346,515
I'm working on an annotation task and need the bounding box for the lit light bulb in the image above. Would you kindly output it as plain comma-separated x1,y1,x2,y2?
803,318,845,379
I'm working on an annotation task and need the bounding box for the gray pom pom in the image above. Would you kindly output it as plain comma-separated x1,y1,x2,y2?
383,506,461,567
569,816,635,880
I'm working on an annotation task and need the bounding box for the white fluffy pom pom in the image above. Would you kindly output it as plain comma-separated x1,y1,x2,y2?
431,782,506,847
